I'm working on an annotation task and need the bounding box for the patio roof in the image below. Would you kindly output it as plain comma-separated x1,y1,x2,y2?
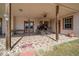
0,3,79,19
7,3,79,19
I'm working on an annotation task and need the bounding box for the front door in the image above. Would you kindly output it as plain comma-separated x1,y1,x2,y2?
24,21,34,33
0,18,2,35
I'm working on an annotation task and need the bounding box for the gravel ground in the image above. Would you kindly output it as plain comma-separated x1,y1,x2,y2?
0,34,78,56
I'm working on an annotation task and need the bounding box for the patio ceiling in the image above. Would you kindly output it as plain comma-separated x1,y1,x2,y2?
11,3,79,19
0,3,79,19
11,3,56,19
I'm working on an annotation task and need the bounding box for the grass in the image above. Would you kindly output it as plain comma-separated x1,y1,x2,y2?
38,39,79,56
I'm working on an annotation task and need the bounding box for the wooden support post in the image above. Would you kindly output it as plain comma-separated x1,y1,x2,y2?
13,16,16,34
56,4,59,41
4,3,11,51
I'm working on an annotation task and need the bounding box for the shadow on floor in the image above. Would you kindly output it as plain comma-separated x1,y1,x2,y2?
11,35,24,50
46,35,56,41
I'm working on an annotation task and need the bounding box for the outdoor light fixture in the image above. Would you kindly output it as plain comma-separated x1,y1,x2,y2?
4,14,9,21
19,9,23,12
42,12,47,18
43,13,47,17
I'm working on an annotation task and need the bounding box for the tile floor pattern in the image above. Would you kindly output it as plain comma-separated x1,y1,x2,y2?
0,34,78,56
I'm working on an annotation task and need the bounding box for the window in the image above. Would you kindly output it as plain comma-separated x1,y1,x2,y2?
63,16,73,29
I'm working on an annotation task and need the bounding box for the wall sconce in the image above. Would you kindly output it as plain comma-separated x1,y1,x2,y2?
4,14,9,21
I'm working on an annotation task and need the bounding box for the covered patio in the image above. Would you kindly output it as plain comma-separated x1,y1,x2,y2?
0,3,79,56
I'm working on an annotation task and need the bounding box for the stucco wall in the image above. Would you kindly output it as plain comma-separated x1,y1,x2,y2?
51,19,56,33
2,17,5,34
60,18,73,35
1,15,14,35
15,16,52,33
0,15,5,35
15,16,37,32
73,13,79,37
59,12,79,37
15,16,25,30
1,12,79,36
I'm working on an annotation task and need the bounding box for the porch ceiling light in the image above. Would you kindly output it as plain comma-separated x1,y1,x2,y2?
43,13,47,17
19,9,23,12
43,12,47,18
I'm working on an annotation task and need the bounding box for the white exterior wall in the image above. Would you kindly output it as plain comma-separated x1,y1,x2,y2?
0,15,6,35
1,15,14,35
59,12,79,37
60,18,73,34
51,19,56,33
2,17,5,34
73,13,79,37
1,13,79,36
15,16,38,33
15,16,51,33
15,16,25,30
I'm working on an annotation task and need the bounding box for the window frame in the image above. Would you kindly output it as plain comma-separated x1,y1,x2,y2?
63,16,73,30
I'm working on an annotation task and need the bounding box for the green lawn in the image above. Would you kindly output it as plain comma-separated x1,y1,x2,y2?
38,39,79,56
